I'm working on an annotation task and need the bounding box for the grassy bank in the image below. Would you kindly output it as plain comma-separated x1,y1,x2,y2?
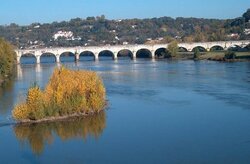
12,67,106,122
199,51,250,61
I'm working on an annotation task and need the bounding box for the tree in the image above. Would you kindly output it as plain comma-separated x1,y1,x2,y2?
224,51,236,59
243,9,250,22
0,38,16,84
183,36,194,43
167,40,178,57
165,36,174,43
0,10,249,48
193,48,200,60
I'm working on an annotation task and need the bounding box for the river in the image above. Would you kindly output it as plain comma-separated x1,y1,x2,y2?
0,56,250,163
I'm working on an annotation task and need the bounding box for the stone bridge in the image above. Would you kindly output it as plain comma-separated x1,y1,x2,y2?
15,40,250,64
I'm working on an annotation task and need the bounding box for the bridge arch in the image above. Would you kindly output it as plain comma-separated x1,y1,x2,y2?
155,48,171,59
60,51,75,63
136,48,152,58
228,45,243,51
192,46,207,52
20,53,37,64
210,45,224,52
244,44,250,51
98,50,115,60
40,52,56,63
178,47,188,52
79,51,95,61
117,49,133,60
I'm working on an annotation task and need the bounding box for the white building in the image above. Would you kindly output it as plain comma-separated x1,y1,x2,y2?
53,31,74,40
244,29,250,35
115,36,120,40
227,33,240,39
132,25,137,29
34,25,40,29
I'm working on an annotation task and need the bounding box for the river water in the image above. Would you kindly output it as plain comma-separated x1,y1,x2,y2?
0,57,250,163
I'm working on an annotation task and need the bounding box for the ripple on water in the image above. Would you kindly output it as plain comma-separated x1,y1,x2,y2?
0,59,250,163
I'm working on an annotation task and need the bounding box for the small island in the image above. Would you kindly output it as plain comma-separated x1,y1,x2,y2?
12,67,106,123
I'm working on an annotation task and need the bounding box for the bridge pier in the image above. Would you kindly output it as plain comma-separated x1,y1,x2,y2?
132,51,136,60
94,53,99,61
56,54,60,63
113,52,118,60
224,43,227,50
17,56,21,64
75,52,80,62
151,50,156,59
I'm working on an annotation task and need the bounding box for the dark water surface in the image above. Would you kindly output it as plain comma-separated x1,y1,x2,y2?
1,57,250,163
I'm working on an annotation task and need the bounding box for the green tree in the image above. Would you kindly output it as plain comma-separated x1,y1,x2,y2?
167,40,178,57
0,38,16,84
243,9,250,22
193,48,200,60
0,10,249,48
224,51,236,59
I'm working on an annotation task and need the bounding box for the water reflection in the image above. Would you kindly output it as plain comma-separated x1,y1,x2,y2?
17,64,23,79
0,76,15,115
35,64,41,73
13,112,106,155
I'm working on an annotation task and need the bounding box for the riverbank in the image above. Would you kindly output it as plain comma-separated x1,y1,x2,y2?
16,108,106,124
198,52,250,62
173,51,250,62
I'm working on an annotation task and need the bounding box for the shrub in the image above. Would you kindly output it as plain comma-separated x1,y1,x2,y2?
208,55,225,61
193,48,200,59
167,40,178,57
12,67,106,121
224,51,236,59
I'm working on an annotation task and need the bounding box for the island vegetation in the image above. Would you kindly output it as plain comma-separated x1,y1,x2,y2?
0,38,16,85
12,67,106,122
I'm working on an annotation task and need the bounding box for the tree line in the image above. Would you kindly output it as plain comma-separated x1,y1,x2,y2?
0,9,249,49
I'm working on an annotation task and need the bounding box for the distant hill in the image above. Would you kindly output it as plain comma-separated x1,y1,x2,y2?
0,9,249,49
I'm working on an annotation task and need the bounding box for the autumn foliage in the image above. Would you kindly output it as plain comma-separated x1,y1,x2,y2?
0,38,16,84
12,67,106,121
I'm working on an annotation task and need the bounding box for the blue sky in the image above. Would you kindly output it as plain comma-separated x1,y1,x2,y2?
0,0,249,25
